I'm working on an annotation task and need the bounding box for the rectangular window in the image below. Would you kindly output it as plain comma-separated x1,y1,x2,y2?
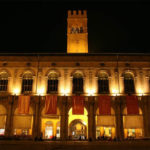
73,78,83,94
47,80,58,93
22,79,33,94
124,79,135,94
98,80,109,94
0,79,8,92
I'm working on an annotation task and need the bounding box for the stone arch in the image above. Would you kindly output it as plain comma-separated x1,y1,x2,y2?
14,107,34,115
95,107,115,115
19,69,36,78
71,70,86,78
0,69,11,78
45,69,61,77
96,70,111,78
122,106,143,115
121,70,136,78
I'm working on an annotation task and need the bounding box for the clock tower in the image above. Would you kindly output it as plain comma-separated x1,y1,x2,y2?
67,10,88,53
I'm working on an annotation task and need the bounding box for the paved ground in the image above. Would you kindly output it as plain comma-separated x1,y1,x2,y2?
0,140,150,150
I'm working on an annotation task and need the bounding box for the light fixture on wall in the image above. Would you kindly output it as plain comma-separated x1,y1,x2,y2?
13,88,20,95
138,89,144,96
112,88,119,96
61,88,69,96
87,88,95,96
37,88,45,96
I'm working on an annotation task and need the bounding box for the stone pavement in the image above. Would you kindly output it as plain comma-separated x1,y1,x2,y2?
0,140,150,150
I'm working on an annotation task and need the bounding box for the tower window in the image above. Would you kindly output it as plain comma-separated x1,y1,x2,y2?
0,72,8,92
98,72,109,94
22,72,33,94
80,27,83,33
124,73,135,94
47,72,58,93
73,72,83,94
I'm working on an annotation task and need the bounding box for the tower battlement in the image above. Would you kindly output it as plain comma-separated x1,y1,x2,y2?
68,10,87,18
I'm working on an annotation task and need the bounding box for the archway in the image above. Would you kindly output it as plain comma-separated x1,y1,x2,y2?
13,107,33,136
123,107,143,139
0,105,7,135
69,119,87,140
41,107,60,139
96,108,116,139
68,107,88,140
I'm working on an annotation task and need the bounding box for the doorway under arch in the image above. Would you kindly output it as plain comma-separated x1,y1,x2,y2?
68,107,88,140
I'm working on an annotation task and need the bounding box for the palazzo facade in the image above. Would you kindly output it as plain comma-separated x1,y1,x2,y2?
0,10,150,141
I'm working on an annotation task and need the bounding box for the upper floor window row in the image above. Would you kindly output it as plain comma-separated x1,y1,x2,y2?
0,72,9,92
0,70,145,95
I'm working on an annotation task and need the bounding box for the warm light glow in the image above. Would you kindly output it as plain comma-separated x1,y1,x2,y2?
37,88,45,96
112,88,119,96
61,89,69,96
87,88,95,96
13,88,20,95
138,89,144,96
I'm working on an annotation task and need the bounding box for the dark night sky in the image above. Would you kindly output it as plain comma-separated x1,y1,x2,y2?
0,0,150,53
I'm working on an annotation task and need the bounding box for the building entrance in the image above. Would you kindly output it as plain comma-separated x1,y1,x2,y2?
69,119,87,140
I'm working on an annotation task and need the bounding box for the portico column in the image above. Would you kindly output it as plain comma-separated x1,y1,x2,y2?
33,96,41,139
60,96,68,140
115,96,124,141
142,96,149,137
5,96,13,137
88,96,96,140
147,96,150,136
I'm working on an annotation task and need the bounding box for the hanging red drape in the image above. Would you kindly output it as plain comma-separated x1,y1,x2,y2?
98,95,111,115
18,95,30,114
126,96,139,115
45,95,57,114
72,96,84,115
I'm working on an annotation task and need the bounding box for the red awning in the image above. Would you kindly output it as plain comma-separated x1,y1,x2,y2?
45,95,57,114
18,95,30,114
72,96,84,115
98,95,111,115
126,96,139,115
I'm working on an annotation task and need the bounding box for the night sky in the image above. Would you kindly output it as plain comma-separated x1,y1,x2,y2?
0,0,150,53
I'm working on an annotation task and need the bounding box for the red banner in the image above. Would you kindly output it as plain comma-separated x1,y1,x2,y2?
72,96,84,115
45,95,57,114
98,96,111,115
126,96,139,115
18,96,30,114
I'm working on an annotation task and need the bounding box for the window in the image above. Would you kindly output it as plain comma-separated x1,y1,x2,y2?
73,72,83,94
98,73,109,94
0,72,8,92
47,72,58,93
21,72,33,94
124,73,135,94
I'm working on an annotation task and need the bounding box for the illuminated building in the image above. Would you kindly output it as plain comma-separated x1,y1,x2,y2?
0,10,150,141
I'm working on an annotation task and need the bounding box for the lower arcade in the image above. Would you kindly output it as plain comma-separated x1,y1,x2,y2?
0,95,149,141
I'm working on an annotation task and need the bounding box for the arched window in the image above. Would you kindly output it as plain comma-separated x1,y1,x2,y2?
124,73,135,94
98,72,109,94
47,72,58,93
73,72,83,94
21,72,33,94
0,72,8,92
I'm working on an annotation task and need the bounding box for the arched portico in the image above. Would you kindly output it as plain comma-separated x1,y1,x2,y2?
68,107,88,140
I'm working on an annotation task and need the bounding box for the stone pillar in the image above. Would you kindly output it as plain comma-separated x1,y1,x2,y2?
5,96,13,137
147,96,150,136
60,96,68,140
32,96,41,139
115,96,124,140
108,76,112,94
142,96,149,137
88,96,96,140
120,77,124,94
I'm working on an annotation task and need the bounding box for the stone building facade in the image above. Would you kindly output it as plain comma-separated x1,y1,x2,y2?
0,10,150,141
